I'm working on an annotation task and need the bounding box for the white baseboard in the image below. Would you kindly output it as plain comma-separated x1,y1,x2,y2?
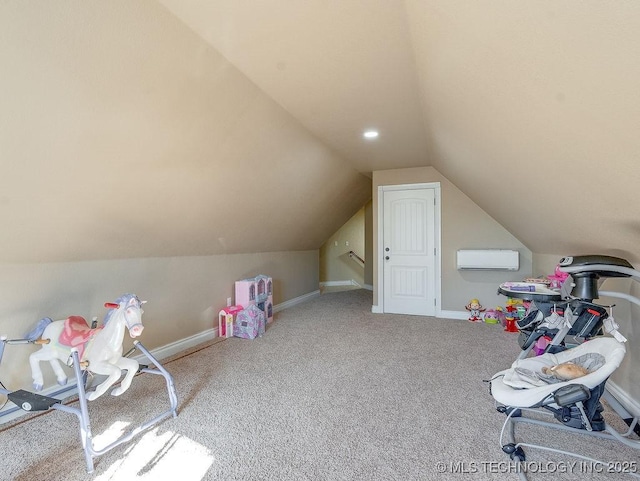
320,280,350,287
363,284,373,291
606,380,640,419
371,307,468,319
0,288,327,425
320,280,362,288
0,329,221,425
131,328,217,363
274,290,320,312
437,310,469,320
136,288,322,361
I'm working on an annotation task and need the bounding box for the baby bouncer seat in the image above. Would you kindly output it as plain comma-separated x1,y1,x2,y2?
490,255,640,479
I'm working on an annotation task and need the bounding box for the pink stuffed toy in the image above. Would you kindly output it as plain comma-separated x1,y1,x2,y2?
547,264,570,289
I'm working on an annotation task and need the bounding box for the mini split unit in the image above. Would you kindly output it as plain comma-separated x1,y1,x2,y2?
456,249,519,271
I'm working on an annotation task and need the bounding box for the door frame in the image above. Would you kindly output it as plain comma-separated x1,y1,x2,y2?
375,182,442,315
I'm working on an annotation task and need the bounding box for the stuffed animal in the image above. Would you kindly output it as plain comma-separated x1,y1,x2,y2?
547,264,570,289
541,362,589,380
483,308,500,324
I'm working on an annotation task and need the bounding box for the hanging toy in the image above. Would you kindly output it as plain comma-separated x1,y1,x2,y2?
547,264,570,289
533,335,552,355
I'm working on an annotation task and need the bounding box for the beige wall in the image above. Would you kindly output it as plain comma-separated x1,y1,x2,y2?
372,167,640,414
319,199,373,288
407,1,640,262
532,253,566,279
373,166,531,312
0,251,318,391
0,1,370,264
319,207,366,287
597,278,639,410
364,200,374,287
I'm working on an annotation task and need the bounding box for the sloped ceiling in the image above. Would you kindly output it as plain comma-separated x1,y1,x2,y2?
0,1,371,263
157,0,430,173
158,0,640,262
406,1,640,261
3,1,640,263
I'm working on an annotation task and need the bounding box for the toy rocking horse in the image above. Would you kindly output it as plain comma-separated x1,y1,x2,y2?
28,293,146,401
0,293,178,473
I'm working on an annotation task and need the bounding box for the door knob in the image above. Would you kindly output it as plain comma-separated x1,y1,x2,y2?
385,247,390,252
385,256,390,260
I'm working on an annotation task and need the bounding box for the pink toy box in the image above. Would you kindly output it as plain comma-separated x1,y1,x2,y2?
234,304,265,340
235,274,273,324
218,305,243,338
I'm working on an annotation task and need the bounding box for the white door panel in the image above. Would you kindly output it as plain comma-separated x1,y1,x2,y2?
383,188,435,315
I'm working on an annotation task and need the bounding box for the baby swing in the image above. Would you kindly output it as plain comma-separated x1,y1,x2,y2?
490,255,640,479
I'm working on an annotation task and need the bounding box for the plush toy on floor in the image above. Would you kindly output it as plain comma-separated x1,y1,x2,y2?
466,298,486,322
542,361,590,380
483,307,506,325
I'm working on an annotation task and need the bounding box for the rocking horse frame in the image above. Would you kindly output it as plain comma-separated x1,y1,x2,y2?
56,342,178,473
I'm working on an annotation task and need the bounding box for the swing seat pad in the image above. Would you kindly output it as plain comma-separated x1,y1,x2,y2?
491,337,626,408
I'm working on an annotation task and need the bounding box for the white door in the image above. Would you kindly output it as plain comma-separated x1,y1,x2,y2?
382,187,436,315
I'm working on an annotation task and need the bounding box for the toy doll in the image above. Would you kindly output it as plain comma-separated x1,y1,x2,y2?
466,298,486,322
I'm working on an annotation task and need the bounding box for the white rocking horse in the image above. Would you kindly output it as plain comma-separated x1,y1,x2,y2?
28,294,146,401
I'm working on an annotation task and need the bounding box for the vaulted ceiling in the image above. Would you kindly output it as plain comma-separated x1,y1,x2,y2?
2,1,640,263
158,0,431,174
157,0,640,261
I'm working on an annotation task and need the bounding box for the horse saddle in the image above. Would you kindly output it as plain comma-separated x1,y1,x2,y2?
59,316,103,360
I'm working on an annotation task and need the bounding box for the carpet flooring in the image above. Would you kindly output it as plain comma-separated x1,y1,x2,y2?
0,289,638,480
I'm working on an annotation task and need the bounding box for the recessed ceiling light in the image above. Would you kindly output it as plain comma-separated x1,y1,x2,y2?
363,130,379,139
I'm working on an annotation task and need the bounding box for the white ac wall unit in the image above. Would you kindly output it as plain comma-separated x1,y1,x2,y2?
456,249,519,271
